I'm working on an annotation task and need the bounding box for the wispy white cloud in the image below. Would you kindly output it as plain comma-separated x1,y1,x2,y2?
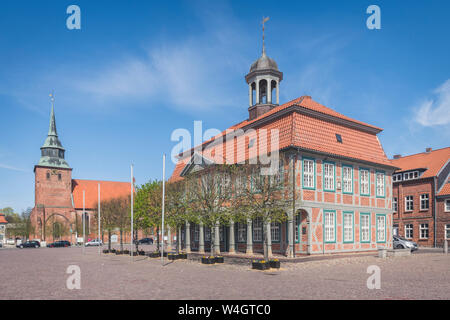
414,79,450,126
0,163,28,173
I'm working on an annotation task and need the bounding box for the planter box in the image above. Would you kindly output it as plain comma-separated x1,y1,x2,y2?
269,260,280,269
179,253,187,259
130,251,138,256
148,251,160,258
215,256,224,263
252,261,270,270
102,249,109,254
138,251,146,256
201,257,216,264
123,250,130,255
168,254,178,261
115,251,123,255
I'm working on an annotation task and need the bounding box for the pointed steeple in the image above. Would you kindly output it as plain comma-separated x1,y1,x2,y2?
37,94,70,169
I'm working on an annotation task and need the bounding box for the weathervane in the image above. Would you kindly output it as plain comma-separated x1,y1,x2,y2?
49,91,55,106
262,16,270,55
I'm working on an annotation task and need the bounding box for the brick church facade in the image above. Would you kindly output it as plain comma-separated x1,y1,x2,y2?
170,37,398,256
30,99,131,244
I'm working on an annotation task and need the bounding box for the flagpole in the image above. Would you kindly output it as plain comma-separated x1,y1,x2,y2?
98,183,101,255
82,190,85,255
131,164,134,262
161,154,166,265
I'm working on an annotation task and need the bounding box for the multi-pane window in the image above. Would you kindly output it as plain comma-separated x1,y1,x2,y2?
420,224,429,239
294,214,301,242
271,223,280,242
275,159,284,185
253,218,262,242
403,171,419,180
324,211,335,242
376,215,386,242
360,214,370,242
393,197,398,212
219,227,224,242
323,162,335,191
236,174,247,195
193,224,199,241
360,169,370,195
343,212,353,242
405,196,414,211
303,159,315,189
342,166,353,193
376,172,385,197
405,224,413,239
204,226,211,242
250,169,260,192
393,174,402,182
237,223,246,242
445,224,450,240
445,199,450,212
420,194,429,210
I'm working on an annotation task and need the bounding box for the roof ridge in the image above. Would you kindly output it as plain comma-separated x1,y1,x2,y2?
391,146,450,160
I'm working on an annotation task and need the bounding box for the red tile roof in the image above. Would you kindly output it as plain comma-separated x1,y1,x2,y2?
170,95,393,182
72,179,132,209
390,147,450,178
438,181,450,196
0,213,7,224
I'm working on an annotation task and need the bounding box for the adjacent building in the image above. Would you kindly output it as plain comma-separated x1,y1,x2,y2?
170,39,397,256
391,147,450,247
30,100,132,244
0,213,7,246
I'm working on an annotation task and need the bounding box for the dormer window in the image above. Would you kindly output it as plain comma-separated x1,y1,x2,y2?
335,134,342,143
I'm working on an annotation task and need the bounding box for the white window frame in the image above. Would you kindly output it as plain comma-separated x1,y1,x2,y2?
324,211,335,243
420,194,429,210
303,159,315,189
393,197,398,212
376,172,385,197
376,215,386,242
405,224,413,239
360,214,370,242
252,218,262,242
204,226,211,242
270,222,280,242
194,224,199,242
445,199,450,212
360,169,369,195
445,224,450,240
323,162,335,191
405,195,414,212
419,223,429,239
342,166,353,193
343,212,354,243
237,223,246,242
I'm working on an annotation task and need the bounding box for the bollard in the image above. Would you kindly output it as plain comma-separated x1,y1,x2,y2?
444,240,448,254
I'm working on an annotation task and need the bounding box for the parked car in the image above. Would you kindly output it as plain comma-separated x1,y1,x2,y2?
6,239,15,245
85,239,102,246
393,235,418,251
17,240,40,248
47,240,71,248
136,237,153,245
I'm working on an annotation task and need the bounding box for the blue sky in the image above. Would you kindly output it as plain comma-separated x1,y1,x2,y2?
1,0,449,212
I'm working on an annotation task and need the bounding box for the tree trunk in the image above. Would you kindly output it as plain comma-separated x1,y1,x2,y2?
263,224,269,261
176,227,180,254
211,228,215,257
156,226,160,252
108,230,111,251
120,229,123,251
134,229,139,252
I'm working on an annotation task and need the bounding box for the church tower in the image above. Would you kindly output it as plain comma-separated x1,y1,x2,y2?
32,95,74,241
245,17,283,120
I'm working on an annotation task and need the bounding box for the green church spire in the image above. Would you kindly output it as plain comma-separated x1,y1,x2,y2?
37,94,70,169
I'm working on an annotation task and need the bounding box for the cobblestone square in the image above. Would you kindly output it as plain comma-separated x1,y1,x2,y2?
0,246,449,300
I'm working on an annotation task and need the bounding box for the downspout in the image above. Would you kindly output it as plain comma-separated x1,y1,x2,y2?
434,177,437,248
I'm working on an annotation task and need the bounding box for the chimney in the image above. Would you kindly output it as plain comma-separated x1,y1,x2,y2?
426,147,432,153
393,154,402,159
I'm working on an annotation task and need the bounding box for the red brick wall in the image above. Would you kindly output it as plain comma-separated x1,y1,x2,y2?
393,178,434,246
436,197,450,247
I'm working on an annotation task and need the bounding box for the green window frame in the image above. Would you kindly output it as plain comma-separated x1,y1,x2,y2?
323,210,336,243
342,211,354,243
342,164,353,194
376,214,386,243
360,213,371,243
375,170,386,198
323,161,336,192
270,222,281,243
359,167,371,196
302,157,316,190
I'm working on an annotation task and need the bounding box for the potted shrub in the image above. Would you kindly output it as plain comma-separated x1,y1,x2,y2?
130,251,138,256
168,253,178,261
138,250,145,256
269,259,280,269
201,256,216,264
102,249,109,254
215,256,224,263
123,249,130,255
115,250,123,255
252,260,270,270
179,252,187,259
110,249,116,254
